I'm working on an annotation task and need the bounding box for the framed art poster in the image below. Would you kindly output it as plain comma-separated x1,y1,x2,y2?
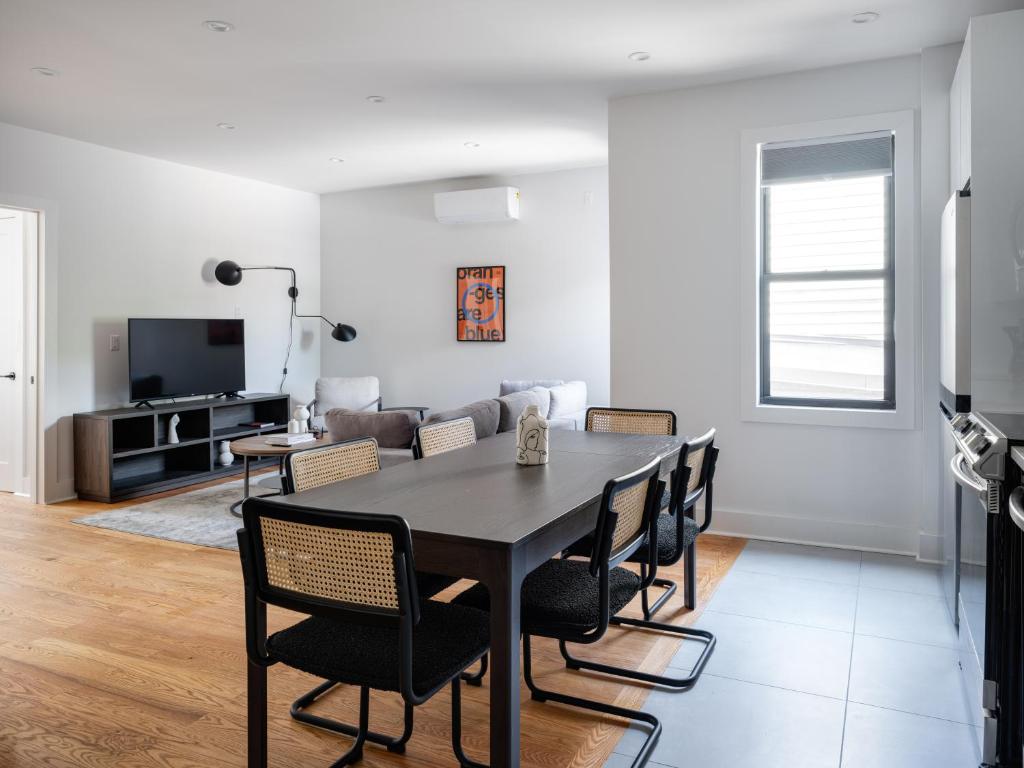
456,265,505,342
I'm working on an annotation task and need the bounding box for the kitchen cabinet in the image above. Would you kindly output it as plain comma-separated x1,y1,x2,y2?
950,33,972,193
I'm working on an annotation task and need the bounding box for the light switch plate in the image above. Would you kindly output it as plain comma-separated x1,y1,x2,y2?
109,334,120,352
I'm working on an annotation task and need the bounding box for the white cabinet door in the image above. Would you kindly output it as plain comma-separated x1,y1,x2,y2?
959,35,972,187
950,60,962,194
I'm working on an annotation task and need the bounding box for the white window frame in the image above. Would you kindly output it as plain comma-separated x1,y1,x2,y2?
739,111,917,430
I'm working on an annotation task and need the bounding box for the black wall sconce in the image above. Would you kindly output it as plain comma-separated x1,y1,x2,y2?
213,260,356,341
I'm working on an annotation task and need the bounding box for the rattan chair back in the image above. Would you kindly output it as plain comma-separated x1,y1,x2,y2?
286,437,380,494
591,456,663,571
585,407,677,436
239,498,419,624
414,417,477,459
670,428,717,512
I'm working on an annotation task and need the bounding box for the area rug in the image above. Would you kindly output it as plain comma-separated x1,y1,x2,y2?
71,479,273,550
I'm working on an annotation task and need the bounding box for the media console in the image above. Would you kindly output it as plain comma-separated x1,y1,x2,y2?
73,393,290,502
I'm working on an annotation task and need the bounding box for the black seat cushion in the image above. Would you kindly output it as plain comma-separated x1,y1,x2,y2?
624,512,699,566
267,600,489,697
454,558,641,634
416,571,458,598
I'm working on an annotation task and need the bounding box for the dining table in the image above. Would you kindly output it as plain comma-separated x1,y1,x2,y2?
271,428,688,768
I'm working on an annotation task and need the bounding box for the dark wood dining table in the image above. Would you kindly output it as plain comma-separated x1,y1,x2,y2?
274,428,687,768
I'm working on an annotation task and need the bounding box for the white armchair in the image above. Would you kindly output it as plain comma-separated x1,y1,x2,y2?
308,376,382,429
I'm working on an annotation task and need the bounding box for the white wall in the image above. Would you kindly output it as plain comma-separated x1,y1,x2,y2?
609,56,935,554
319,166,610,411
0,122,321,502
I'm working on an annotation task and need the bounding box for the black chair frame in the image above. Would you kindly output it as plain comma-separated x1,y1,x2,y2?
521,458,666,768
238,498,488,768
560,430,719,690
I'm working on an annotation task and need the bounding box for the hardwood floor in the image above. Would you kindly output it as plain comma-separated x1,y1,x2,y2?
0,482,744,767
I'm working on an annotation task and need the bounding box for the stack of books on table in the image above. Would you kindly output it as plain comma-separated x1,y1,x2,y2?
265,433,316,447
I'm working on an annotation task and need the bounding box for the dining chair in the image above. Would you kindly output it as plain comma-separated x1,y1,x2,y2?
413,416,477,459
454,457,667,768
560,427,718,689
238,496,490,768
282,438,461,731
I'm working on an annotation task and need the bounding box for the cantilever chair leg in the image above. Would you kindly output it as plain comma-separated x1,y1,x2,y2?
684,542,697,610
561,618,716,689
291,681,413,755
450,677,490,768
461,653,488,686
523,635,660,768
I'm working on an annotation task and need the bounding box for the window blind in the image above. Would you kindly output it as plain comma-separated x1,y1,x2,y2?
761,132,892,184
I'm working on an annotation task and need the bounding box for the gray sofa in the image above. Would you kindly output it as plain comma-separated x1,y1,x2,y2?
323,379,588,465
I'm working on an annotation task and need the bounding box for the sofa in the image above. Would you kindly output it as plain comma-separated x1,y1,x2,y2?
322,379,588,465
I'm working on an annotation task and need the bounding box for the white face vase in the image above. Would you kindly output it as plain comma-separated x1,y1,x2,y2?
516,405,549,466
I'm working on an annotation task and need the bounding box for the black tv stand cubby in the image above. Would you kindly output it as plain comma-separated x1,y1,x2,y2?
74,393,290,502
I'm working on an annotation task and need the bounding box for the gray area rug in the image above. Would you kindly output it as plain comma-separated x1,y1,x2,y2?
72,479,277,550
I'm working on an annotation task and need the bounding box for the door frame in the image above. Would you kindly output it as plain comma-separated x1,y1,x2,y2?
0,200,43,503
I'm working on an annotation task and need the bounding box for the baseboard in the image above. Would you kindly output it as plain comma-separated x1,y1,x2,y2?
917,531,944,564
710,506,919,556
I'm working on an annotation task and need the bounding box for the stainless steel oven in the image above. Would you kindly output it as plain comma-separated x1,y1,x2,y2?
945,411,1024,767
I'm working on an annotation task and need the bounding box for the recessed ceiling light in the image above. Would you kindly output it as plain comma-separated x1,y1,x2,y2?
203,20,234,32
851,11,880,23
627,51,651,62
216,122,236,130
464,142,480,149
329,157,345,163
31,66,59,77
366,95,386,104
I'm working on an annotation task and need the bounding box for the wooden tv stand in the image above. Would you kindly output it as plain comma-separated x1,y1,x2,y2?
73,393,291,502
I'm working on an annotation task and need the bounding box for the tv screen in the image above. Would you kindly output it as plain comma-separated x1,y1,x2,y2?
129,318,246,402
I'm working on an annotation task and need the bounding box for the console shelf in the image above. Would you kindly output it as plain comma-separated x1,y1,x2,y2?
74,393,290,502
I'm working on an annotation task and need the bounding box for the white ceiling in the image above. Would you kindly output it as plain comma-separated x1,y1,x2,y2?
1,0,1022,193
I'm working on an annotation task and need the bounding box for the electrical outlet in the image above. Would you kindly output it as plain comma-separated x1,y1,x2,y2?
109,334,120,352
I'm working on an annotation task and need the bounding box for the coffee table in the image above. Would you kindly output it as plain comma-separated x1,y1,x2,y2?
228,433,335,517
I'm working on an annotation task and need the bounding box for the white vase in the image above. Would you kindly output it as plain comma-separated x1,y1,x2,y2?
218,440,234,467
168,414,180,444
516,404,549,466
293,405,310,434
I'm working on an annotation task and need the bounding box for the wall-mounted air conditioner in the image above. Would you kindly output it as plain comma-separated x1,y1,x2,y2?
434,186,520,224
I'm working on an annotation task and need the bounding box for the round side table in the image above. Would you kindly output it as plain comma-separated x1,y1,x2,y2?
228,433,335,517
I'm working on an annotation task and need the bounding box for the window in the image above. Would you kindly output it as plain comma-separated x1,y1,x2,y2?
758,131,895,410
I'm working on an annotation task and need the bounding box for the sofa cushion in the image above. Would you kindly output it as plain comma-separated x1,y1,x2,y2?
497,389,550,433
548,381,587,421
499,379,564,397
323,408,418,449
423,399,499,440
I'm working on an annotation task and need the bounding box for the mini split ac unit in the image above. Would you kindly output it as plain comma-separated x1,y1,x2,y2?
434,186,520,223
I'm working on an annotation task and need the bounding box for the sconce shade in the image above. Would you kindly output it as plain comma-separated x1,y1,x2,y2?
214,260,244,286
332,323,357,342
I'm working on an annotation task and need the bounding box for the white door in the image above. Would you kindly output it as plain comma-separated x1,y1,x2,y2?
0,209,25,493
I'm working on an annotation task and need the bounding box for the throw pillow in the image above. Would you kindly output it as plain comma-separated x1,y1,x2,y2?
323,408,419,449
548,381,588,420
497,389,549,433
423,399,500,439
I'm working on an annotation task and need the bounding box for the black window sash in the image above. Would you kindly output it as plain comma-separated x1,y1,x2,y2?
758,175,895,411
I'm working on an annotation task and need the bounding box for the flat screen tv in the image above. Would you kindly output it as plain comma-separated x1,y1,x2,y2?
129,318,245,403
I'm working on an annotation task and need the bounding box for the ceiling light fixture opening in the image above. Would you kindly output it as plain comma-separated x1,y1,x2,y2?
627,51,651,62
329,157,345,163
31,66,59,77
204,20,235,32
217,122,236,130
366,95,386,104
464,142,480,149
851,11,880,23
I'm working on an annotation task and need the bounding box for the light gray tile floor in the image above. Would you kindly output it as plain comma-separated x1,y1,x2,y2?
603,541,980,768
